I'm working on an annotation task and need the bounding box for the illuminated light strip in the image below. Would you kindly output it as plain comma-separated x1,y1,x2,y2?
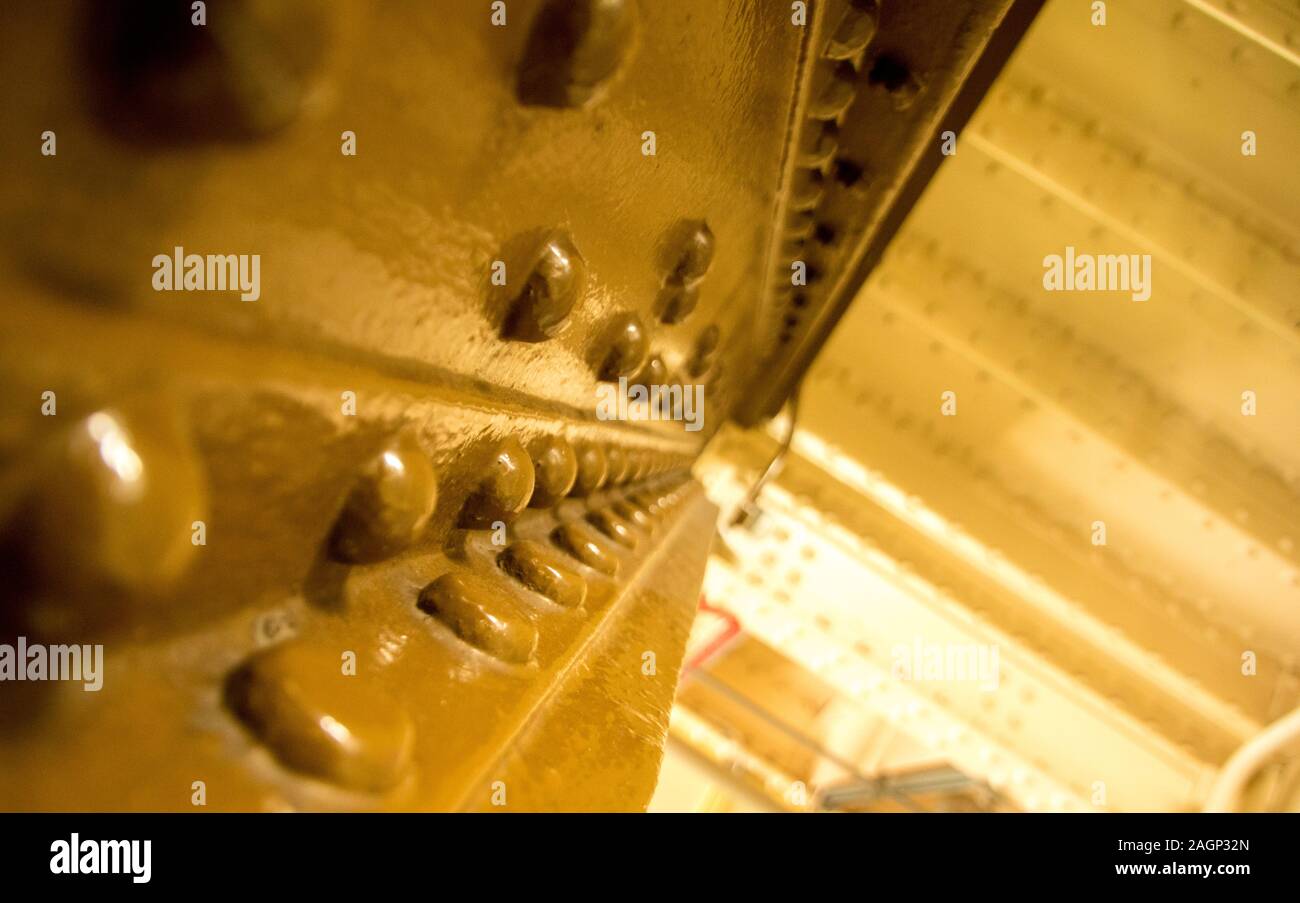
963,131,1300,354
669,705,811,811
865,273,1299,648
787,430,1262,745
1181,0,1300,71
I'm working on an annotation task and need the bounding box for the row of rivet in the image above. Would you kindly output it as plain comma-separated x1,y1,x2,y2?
330,431,691,565
87,0,714,392
504,225,723,386
774,0,883,349
414,478,690,664
780,0,935,354
223,474,690,791
17,403,691,599
63,0,690,799
83,0,707,428
72,0,690,797
498,0,713,386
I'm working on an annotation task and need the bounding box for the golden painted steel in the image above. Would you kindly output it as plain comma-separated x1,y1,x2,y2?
0,0,1043,813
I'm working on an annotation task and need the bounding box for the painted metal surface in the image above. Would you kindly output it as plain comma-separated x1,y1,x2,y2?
0,0,791,811
0,0,1045,811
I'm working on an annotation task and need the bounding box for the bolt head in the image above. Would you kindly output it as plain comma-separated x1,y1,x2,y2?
528,437,578,507
461,438,536,527
516,0,637,108
505,232,585,341
330,433,438,563
597,313,649,381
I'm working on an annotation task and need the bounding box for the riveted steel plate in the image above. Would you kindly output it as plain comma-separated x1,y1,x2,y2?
0,0,1035,811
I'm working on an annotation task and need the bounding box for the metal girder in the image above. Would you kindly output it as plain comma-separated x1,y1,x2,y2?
737,0,1046,423
0,0,1048,811
0,0,804,812
0,288,713,810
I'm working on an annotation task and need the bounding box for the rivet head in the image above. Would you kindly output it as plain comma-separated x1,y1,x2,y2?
498,540,587,608
623,452,642,482
789,168,825,211
88,1,331,142
418,572,537,663
809,62,858,120
635,453,656,480
825,3,879,60
571,444,609,496
611,499,651,528
461,438,535,527
586,509,638,549
516,0,636,108
30,408,205,594
606,446,630,485
505,232,585,340
797,120,838,167
626,453,645,482
688,324,721,377
224,643,415,793
671,221,715,283
528,436,578,507
657,281,700,325
655,284,696,326
632,493,663,518
597,312,649,381
656,221,714,324
330,434,437,563
787,211,816,244
630,354,668,390
618,449,639,483
627,452,649,481
552,523,620,575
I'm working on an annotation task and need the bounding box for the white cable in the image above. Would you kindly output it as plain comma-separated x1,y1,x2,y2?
1203,705,1300,812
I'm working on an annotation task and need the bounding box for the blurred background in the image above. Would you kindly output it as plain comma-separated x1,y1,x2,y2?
651,0,1300,813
